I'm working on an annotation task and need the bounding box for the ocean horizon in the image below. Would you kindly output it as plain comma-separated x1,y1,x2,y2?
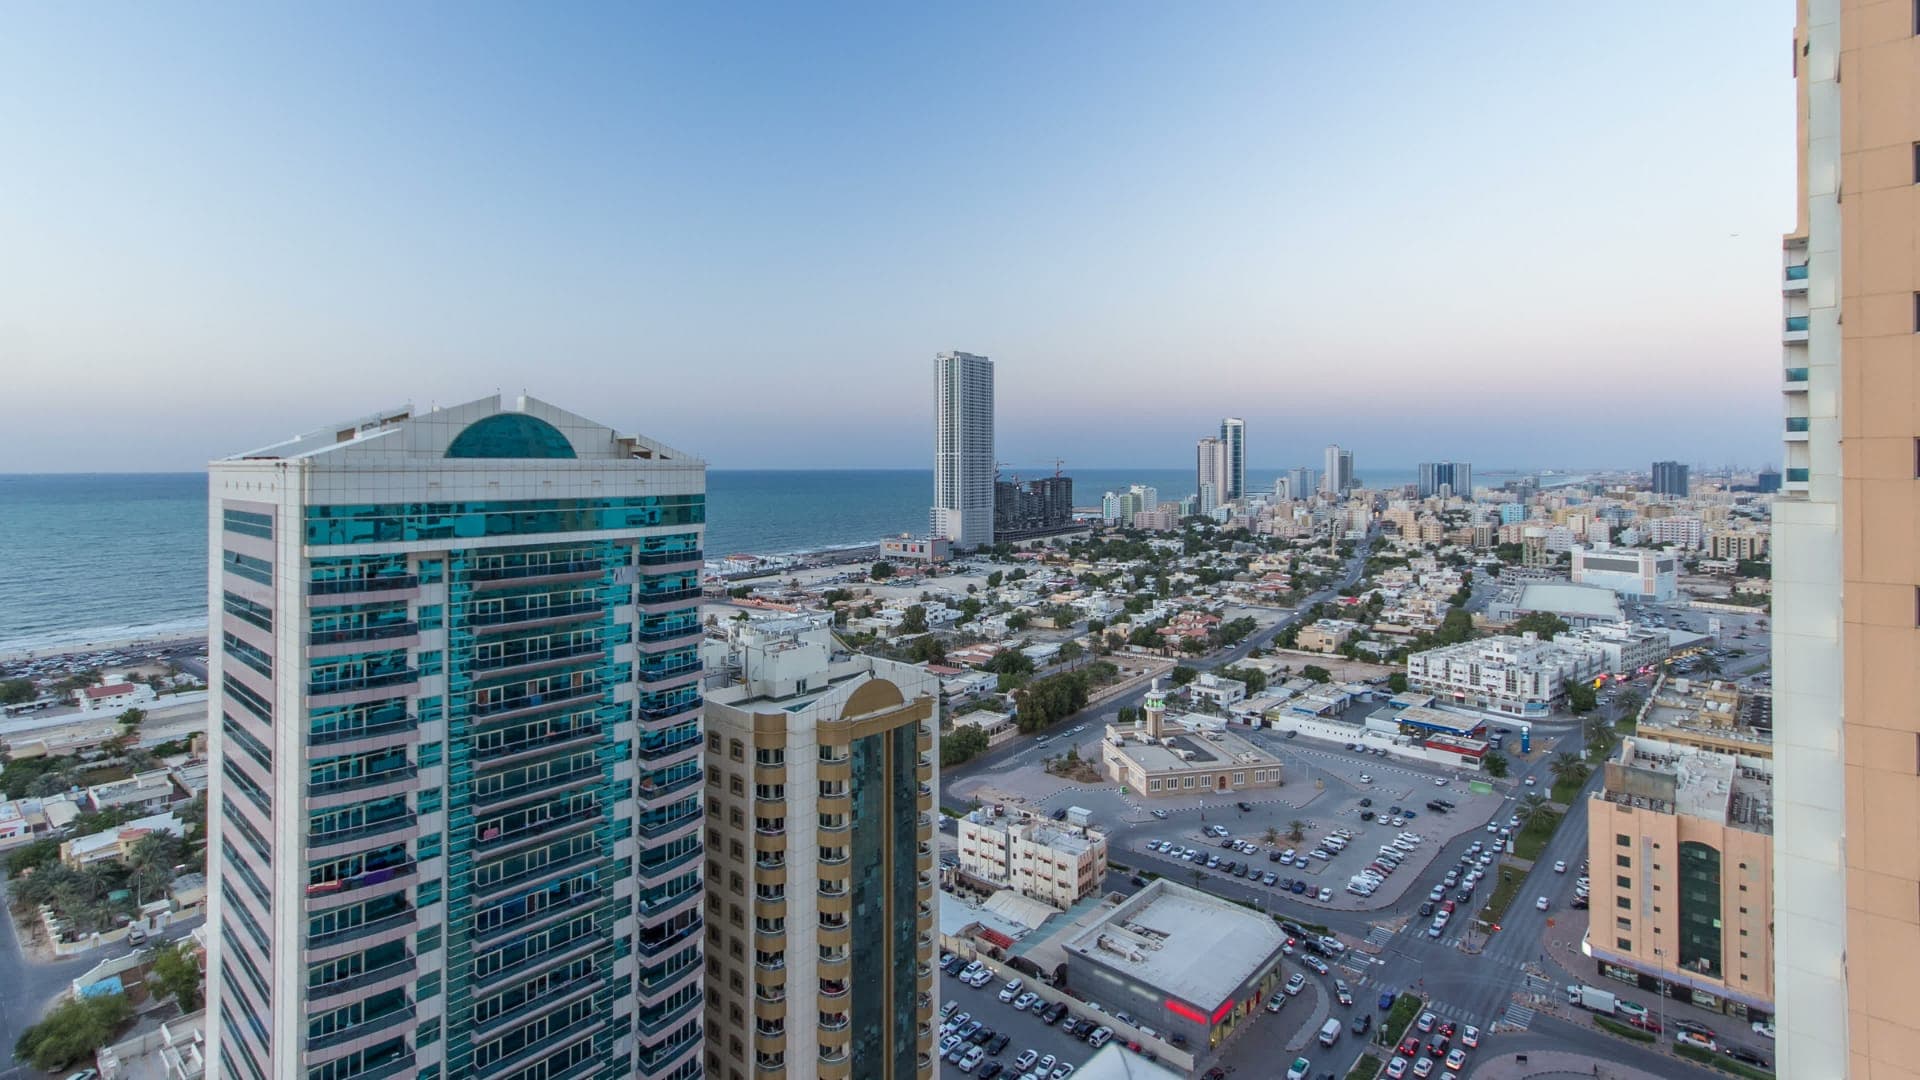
0,466,1440,654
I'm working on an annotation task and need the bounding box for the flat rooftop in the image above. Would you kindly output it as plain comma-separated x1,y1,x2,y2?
1517,582,1623,620
1106,719,1280,775
1062,878,1286,1011
1606,738,1773,834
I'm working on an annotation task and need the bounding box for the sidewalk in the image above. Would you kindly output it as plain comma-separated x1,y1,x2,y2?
1471,1050,1670,1080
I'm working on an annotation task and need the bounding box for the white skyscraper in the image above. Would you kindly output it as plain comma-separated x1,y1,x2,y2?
1196,437,1225,506
1219,418,1245,501
1321,444,1354,494
932,351,995,548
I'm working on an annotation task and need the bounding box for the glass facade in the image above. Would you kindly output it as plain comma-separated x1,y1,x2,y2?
303,496,704,546
445,414,579,460
1678,841,1723,978
846,722,920,1079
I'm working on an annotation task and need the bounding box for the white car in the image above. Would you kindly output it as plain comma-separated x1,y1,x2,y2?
1524,777,1536,786
1285,973,1307,995
1012,991,1039,1011
999,978,1024,1001
1150,808,1169,819
1460,1025,1480,1048
1553,860,1567,873
1535,896,1550,911
1359,774,1373,784
1433,777,1447,787
1753,1021,1776,1040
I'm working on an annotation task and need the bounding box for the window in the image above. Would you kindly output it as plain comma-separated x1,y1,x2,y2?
1616,834,1631,847
1617,938,1632,951
707,767,719,787
1617,875,1631,889
1616,896,1631,910
1616,855,1631,868
1616,917,1632,930
708,733,722,752
1913,142,1920,183
1913,292,1920,333
729,739,744,761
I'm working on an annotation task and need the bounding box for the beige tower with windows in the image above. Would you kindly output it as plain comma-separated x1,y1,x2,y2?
699,616,938,1080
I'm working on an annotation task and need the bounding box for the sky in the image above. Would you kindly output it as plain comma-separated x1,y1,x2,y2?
0,2,1797,474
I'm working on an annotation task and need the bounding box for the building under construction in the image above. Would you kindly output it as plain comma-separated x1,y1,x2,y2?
993,474,1079,542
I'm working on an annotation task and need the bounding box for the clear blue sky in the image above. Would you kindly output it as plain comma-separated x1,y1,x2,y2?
0,2,1795,473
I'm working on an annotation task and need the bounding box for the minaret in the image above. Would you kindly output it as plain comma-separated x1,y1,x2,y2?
1144,677,1166,739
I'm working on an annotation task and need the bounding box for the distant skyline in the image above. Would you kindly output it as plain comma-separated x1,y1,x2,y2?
1,3,1794,472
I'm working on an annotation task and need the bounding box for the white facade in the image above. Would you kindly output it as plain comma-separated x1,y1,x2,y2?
1773,3,1848,1072
1321,445,1353,494
1196,437,1225,509
1219,418,1245,502
1405,633,1605,717
956,814,1107,909
1570,546,1677,601
933,351,996,548
1644,517,1704,549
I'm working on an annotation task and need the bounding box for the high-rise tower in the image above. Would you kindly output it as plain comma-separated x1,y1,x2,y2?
932,351,995,549
206,396,708,1080
1771,4,1920,1076
1417,461,1471,499
1218,418,1245,502
1321,445,1354,494
1196,437,1224,506
699,615,938,1080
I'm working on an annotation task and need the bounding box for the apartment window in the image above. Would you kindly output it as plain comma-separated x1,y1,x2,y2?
1617,875,1631,889
1616,917,1632,930
1616,834,1631,847
729,739,745,761
1616,855,1631,869
1616,897,1631,910
1913,292,1920,333
729,776,744,796
1617,938,1633,951
708,733,721,752
707,767,719,787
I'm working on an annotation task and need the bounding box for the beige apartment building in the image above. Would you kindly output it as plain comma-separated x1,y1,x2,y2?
700,616,938,1080
1772,4,1920,1077
1584,740,1774,1019
955,811,1108,909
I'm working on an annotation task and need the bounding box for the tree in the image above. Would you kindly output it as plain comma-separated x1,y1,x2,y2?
1509,611,1569,640
1287,820,1306,842
1482,751,1510,778
1170,666,1199,687
1006,611,1032,632
1057,641,1084,664
1086,619,1106,635
1520,793,1549,820
1564,679,1598,714
13,992,132,1071
1301,665,1333,684
986,571,1003,589
900,605,928,635
1116,705,1141,726
1695,653,1723,675
940,724,990,767
1386,672,1409,694
1264,826,1281,845
0,679,36,705
1614,689,1645,720
1550,752,1589,787
5,839,58,876
869,561,896,580
907,635,947,665
1179,636,1208,656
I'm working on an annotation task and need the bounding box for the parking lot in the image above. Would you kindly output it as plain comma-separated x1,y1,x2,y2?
936,958,1140,1078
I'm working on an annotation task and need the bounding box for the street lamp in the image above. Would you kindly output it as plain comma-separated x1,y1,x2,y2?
1653,947,1669,1038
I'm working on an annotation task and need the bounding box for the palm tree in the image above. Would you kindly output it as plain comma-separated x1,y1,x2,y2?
1287,820,1306,843
1614,689,1645,719
1264,826,1281,845
1519,793,1549,821
1550,752,1583,784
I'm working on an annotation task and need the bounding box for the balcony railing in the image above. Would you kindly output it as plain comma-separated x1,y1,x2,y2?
473,764,602,809
309,669,416,695
1786,416,1810,432
309,575,418,596
1786,468,1810,483
1784,367,1809,384
471,683,604,719
638,730,702,761
475,806,599,850
637,658,703,683
307,906,415,949
310,622,418,647
309,956,416,1000
637,698,699,721
636,548,703,566
469,600,604,628
308,812,418,849
635,622,701,643
305,859,417,899
309,764,418,798
310,715,417,748
1785,263,1809,280
1785,315,1810,332
467,559,604,582
307,1004,415,1051
635,587,703,606
474,725,602,763
475,640,605,673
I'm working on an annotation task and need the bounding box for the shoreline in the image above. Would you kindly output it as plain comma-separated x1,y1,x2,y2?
0,541,895,668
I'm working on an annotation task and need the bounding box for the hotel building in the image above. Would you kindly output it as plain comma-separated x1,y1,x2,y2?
932,351,995,549
206,396,707,1080
698,615,938,1080
1773,3,1920,1075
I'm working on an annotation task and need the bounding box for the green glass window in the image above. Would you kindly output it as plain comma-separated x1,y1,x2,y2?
223,508,274,539
445,413,577,459
1678,841,1723,978
223,549,273,586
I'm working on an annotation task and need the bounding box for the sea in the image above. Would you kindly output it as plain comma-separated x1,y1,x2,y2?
0,466,1421,655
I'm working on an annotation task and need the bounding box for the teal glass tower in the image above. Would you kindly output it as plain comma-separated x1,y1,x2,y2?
207,396,707,1080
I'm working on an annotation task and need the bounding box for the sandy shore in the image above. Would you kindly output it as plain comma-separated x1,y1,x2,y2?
0,630,208,666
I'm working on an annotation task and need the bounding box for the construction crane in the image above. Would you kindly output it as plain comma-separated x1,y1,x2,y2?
1052,458,1066,478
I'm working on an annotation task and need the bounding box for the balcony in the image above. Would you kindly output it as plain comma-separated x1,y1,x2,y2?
819,1046,849,1064
474,639,605,675
819,978,849,999
474,885,608,944
637,804,702,839
1786,468,1810,485
308,956,416,1002
307,1003,415,1052
310,622,418,647
308,812,418,851
473,725,602,765
1784,366,1809,387
756,854,785,871
331,1053,415,1080
1786,416,1810,442
1784,314,1810,343
309,575,418,597
634,622,701,644
1784,262,1809,292
638,730,703,761
470,600,604,633
307,906,415,950
473,763,603,810
471,683,604,721
635,586,703,610
309,764,418,799
636,657,703,684
475,806,600,851
309,669,417,696
819,1014,850,1032
468,559,605,584
636,548,703,567
637,698,700,722
310,714,417,748
305,860,418,907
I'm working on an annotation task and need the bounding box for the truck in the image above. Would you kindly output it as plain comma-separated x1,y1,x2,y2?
1567,984,1618,1015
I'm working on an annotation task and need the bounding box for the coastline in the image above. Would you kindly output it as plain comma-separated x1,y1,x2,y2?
0,540,890,667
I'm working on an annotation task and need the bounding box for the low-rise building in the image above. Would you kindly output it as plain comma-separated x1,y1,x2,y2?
60,811,185,869
1061,878,1288,1050
86,769,177,815
1558,623,1671,676
1102,682,1283,797
73,682,154,711
956,811,1108,908
1406,633,1606,717
1186,673,1247,710
1295,619,1360,653
952,708,1017,750
1583,738,1773,1019
1709,528,1770,561
880,533,952,563
1572,546,1678,602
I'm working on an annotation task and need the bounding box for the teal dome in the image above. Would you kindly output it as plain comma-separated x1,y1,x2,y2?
445,413,577,459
